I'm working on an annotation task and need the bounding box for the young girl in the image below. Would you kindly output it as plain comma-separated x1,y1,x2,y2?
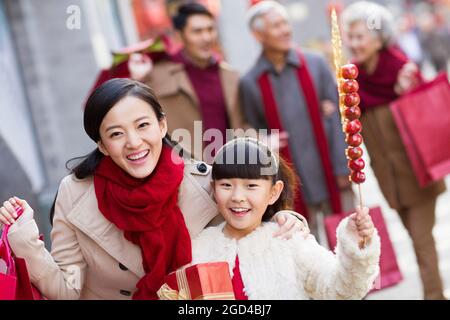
191,137,381,299
0,79,304,300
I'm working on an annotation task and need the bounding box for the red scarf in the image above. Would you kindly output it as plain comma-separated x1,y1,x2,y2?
93,145,191,299
356,46,409,111
257,50,342,218
232,256,248,300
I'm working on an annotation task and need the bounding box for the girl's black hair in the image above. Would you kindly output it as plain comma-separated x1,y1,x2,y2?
212,138,298,221
50,78,179,224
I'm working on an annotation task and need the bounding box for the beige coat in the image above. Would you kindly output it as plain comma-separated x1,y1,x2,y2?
144,60,248,160
7,160,222,300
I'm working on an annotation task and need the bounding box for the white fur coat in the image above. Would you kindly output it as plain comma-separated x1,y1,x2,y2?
191,217,380,300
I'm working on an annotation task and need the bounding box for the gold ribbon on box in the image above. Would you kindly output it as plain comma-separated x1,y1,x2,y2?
157,284,189,300
157,267,235,300
157,267,190,300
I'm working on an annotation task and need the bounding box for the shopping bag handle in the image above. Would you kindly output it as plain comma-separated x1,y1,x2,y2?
0,206,24,276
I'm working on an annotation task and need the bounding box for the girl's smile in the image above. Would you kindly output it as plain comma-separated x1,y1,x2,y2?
229,207,252,217
214,178,283,239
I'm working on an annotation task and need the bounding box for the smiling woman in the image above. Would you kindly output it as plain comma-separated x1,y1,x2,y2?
97,96,167,179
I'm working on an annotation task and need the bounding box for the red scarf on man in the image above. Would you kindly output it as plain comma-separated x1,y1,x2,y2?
258,50,342,219
93,145,191,299
356,46,409,111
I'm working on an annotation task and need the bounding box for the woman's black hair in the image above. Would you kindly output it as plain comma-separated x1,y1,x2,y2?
50,78,176,224
172,2,213,31
212,138,298,221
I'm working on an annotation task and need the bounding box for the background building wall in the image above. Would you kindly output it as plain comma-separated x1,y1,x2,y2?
3,0,102,244
0,1,45,193
5,0,97,194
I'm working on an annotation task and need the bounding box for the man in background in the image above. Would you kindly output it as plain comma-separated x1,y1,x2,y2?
240,1,354,241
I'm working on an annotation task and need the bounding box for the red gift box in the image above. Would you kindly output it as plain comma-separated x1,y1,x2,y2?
157,262,235,300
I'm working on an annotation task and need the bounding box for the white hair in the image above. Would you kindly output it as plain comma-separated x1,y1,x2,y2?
246,0,289,31
341,1,396,46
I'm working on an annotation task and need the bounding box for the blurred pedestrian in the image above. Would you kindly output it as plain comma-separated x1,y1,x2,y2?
240,1,354,241
342,1,447,300
397,13,424,67
417,10,450,73
129,2,248,162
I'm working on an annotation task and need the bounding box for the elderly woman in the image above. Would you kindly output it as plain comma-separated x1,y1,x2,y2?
342,1,447,300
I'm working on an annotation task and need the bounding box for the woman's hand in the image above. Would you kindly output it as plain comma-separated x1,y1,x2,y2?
273,211,310,240
0,197,34,228
346,206,375,248
394,62,420,95
128,53,153,82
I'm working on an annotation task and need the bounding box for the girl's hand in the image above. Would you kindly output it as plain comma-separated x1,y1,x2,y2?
273,211,310,240
0,197,34,228
347,206,375,248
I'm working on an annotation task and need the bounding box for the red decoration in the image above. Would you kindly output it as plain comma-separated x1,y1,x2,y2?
346,146,363,160
341,79,360,93
340,63,359,79
342,92,360,107
344,105,361,120
344,119,362,134
348,158,365,171
350,170,366,183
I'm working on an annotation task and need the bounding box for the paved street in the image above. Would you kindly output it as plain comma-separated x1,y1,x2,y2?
357,148,450,300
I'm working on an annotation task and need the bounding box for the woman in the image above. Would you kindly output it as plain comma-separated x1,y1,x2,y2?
0,78,305,300
342,1,447,300
190,138,379,300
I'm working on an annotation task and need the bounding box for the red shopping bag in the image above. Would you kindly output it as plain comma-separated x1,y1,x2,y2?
390,73,450,187
324,206,403,291
0,207,43,300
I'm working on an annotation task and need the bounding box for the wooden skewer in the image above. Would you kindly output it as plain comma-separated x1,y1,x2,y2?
358,183,368,249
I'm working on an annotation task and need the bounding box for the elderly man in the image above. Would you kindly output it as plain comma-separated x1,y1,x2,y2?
240,1,354,239
130,3,247,162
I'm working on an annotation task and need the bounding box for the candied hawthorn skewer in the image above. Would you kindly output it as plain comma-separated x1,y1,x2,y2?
332,9,367,248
